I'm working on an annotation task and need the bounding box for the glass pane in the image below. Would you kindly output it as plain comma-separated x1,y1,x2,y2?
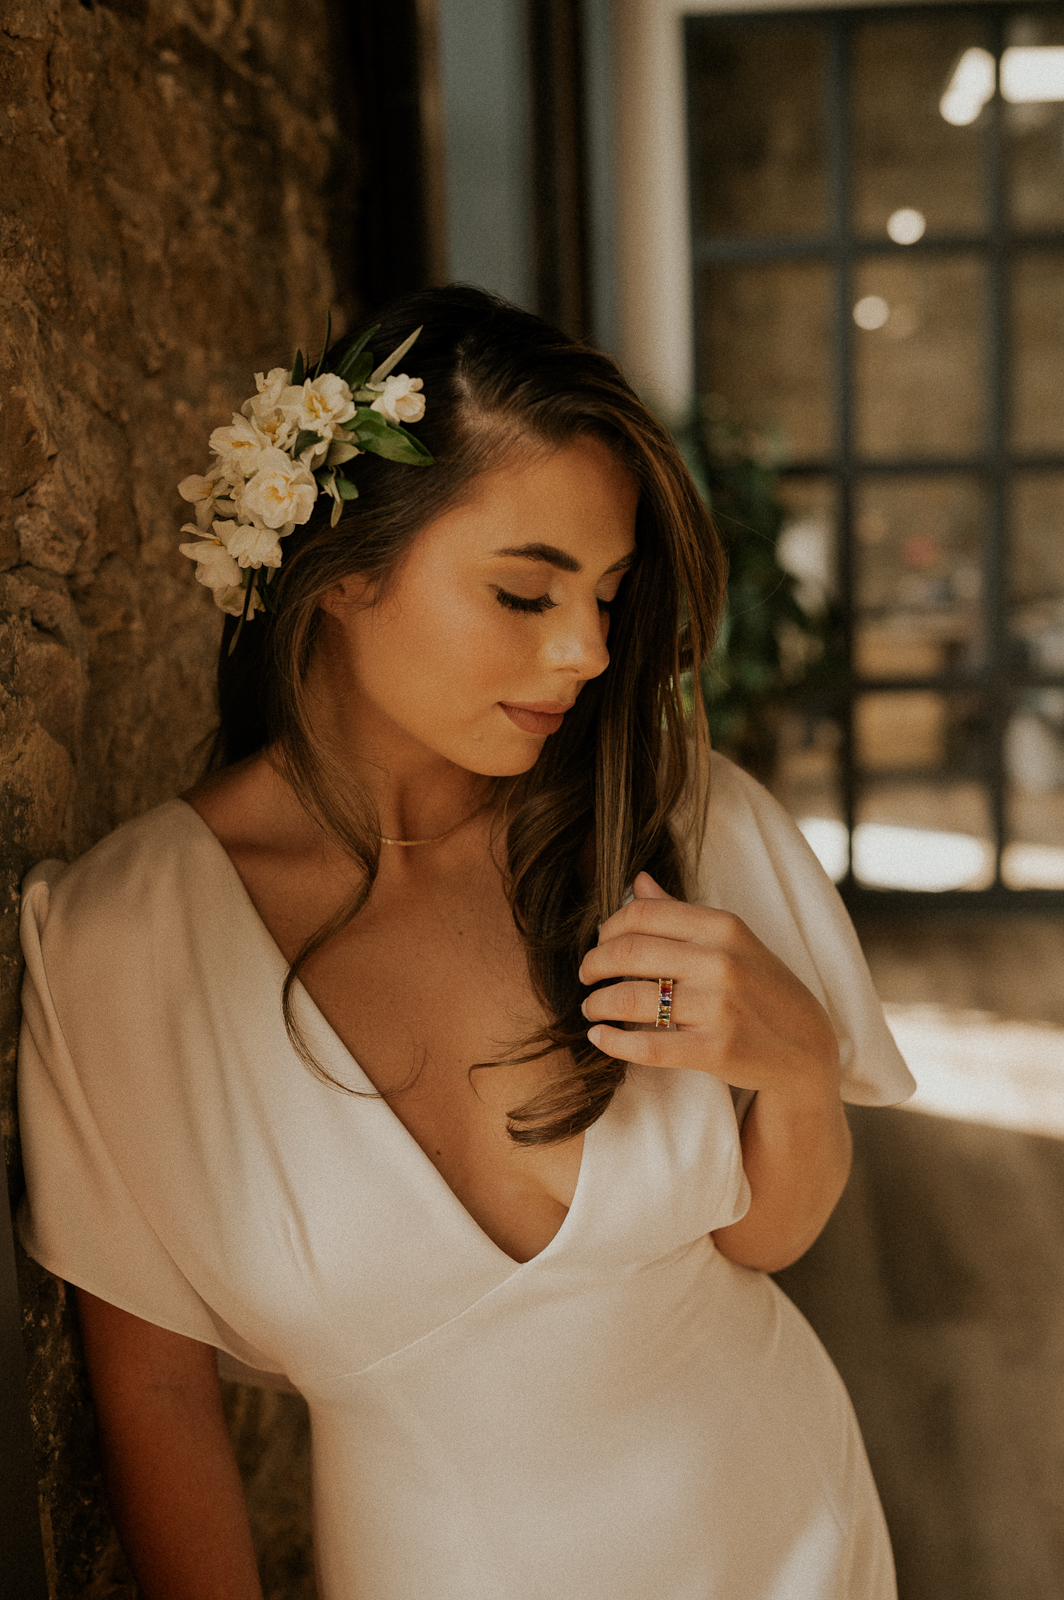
852,13,990,238
772,711,846,882
853,255,986,459
686,22,829,239
1005,13,1064,230
854,476,985,675
776,476,839,615
855,691,994,888
1005,693,1064,886
697,263,834,461
1010,473,1064,667
1012,251,1064,455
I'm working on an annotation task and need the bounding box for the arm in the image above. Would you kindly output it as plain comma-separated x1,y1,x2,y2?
711,1072,851,1272
76,1289,264,1600
578,873,851,1272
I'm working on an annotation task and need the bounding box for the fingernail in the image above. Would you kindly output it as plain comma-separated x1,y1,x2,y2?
580,999,589,1018
588,1025,602,1047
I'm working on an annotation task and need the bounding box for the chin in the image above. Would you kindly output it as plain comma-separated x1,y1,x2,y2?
457,733,548,779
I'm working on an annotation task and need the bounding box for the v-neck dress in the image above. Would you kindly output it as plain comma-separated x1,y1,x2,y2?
17,753,915,1600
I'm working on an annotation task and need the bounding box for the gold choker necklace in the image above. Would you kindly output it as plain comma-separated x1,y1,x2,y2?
379,803,487,847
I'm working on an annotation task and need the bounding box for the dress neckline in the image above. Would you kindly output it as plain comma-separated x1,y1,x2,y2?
170,797,601,1272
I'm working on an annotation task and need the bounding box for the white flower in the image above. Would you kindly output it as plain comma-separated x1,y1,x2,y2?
208,413,272,477
369,373,425,425
213,582,265,618
241,369,296,452
178,526,242,591
222,519,284,570
280,373,355,438
244,367,291,417
177,463,232,531
240,449,317,529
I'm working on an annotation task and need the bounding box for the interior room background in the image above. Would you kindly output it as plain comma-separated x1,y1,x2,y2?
4,1,1064,1596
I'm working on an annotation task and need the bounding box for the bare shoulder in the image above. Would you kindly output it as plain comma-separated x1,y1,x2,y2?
181,753,311,856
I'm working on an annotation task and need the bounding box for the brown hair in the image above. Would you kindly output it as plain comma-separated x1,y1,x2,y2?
213,285,726,1144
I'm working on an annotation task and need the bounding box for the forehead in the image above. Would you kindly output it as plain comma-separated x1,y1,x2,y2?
416,437,639,568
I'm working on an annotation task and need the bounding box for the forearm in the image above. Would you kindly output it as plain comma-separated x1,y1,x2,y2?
76,1291,263,1600
95,1383,263,1600
711,1084,852,1273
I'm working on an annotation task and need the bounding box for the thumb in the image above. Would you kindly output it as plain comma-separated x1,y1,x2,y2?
632,870,673,900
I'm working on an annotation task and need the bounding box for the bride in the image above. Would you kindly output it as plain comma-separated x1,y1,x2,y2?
18,284,913,1599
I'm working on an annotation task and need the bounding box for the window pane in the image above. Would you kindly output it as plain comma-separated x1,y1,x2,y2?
1005,13,1064,230
854,476,985,675
851,13,990,238
1010,473,1064,669
696,263,835,461
853,255,986,459
1011,251,1064,455
1005,694,1064,886
686,22,829,239
854,690,994,889
777,476,839,615
772,712,846,881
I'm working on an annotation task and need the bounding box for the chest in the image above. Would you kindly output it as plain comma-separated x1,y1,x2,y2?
242,848,584,1264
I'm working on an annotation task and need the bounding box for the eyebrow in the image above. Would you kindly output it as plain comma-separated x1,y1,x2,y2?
491,542,637,575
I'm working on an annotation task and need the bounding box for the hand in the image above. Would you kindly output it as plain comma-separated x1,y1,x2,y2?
578,872,840,1104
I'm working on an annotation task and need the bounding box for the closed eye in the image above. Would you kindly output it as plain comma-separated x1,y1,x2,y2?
494,588,616,616
495,588,557,614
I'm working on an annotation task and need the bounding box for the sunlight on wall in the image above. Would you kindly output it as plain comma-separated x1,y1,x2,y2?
886,1005,1064,1139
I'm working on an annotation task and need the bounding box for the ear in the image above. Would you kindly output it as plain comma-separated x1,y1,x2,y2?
318,573,374,620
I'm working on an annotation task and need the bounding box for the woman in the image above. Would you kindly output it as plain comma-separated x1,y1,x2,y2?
18,286,914,1600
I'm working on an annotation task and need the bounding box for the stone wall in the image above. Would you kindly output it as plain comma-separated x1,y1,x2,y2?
1,0,359,1591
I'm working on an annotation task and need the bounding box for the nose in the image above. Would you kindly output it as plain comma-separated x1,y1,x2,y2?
542,599,611,681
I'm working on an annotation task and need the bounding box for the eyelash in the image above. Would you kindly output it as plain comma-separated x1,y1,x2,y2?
494,589,615,616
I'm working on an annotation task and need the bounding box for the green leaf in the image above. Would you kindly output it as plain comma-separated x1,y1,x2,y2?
358,426,434,466
293,428,321,458
330,495,343,527
333,325,379,384
290,348,305,385
312,308,332,379
368,325,422,384
344,353,373,390
336,474,359,500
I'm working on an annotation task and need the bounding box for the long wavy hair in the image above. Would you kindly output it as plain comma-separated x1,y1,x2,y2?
211,285,727,1144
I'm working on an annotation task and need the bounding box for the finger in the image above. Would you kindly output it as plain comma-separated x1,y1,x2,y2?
582,980,671,1028
632,870,673,901
579,931,704,986
587,1023,717,1074
595,896,745,950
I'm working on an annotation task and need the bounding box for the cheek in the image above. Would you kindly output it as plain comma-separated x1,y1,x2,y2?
365,588,524,708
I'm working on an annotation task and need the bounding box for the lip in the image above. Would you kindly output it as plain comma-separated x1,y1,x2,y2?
499,700,573,736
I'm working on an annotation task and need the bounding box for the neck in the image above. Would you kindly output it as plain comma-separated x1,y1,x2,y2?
303,652,492,847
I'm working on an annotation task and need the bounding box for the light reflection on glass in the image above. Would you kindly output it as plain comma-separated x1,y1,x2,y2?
853,295,890,330
798,817,993,889
1002,46,1064,102
887,208,926,244
939,47,995,125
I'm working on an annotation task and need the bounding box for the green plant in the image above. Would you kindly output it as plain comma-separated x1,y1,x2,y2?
676,398,842,777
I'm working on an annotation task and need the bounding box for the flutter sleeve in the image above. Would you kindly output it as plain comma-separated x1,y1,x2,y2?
692,753,916,1107
17,860,260,1358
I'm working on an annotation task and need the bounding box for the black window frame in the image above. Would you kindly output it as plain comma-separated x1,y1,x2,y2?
686,0,1064,914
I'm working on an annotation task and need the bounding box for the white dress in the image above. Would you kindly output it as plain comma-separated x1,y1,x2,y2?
17,753,915,1600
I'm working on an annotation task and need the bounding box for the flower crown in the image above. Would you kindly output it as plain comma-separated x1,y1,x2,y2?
178,319,432,645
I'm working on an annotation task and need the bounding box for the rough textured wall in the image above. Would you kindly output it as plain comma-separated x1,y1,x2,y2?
1,0,355,1591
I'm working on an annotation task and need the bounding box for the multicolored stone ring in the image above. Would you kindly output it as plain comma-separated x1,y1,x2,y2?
655,978,675,1029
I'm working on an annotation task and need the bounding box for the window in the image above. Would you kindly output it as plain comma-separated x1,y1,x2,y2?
687,3,1064,906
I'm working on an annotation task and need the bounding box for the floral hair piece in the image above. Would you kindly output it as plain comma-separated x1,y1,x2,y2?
177,317,433,650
